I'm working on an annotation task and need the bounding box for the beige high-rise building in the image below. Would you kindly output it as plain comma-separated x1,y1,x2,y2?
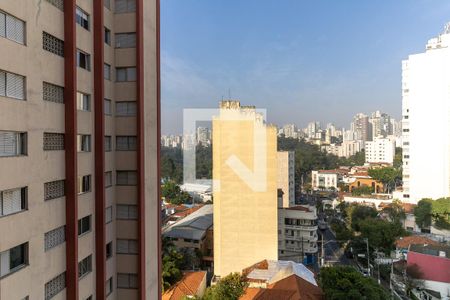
213,100,278,278
0,0,160,299
277,151,295,208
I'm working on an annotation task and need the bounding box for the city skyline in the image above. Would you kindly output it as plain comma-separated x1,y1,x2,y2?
161,0,450,134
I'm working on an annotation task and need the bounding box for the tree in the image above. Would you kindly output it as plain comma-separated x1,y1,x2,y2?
382,199,406,225
358,218,405,254
346,204,378,232
351,185,374,196
431,197,450,230
162,241,184,292
162,180,193,205
393,147,403,169
368,167,401,193
319,266,387,300
202,273,247,300
414,198,433,229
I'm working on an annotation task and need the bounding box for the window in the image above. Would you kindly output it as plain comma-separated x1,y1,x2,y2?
104,63,111,80
45,0,64,11
0,187,27,217
42,32,64,57
43,82,64,103
105,171,113,187
43,132,64,150
115,0,136,13
117,273,138,289
76,7,89,30
106,277,113,296
78,215,91,236
105,27,111,45
76,49,90,71
117,239,138,254
77,92,90,111
45,272,65,300
403,129,409,132
78,255,92,278
106,206,113,224
78,175,91,194
116,136,137,151
0,131,27,156
44,225,65,251
116,101,137,116
116,204,137,220
0,70,26,100
105,98,112,115
116,67,136,82
77,134,91,152
106,242,113,259
0,11,25,44
0,243,28,277
105,136,112,152
44,180,65,200
116,171,137,186
115,33,136,48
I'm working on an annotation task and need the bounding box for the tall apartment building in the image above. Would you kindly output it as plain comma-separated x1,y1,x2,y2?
0,0,160,299
277,151,295,208
402,24,450,203
369,110,393,138
351,113,372,142
365,136,395,164
213,100,278,278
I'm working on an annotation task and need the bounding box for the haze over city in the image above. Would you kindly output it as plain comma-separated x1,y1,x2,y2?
162,0,450,134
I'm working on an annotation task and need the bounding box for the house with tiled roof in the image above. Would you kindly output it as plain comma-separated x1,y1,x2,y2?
395,235,440,259
162,271,207,300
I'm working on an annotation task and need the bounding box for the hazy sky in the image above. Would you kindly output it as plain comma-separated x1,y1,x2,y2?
161,0,450,134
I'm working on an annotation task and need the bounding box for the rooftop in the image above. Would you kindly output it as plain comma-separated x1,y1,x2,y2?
395,236,440,249
162,271,206,300
409,244,450,259
163,205,213,241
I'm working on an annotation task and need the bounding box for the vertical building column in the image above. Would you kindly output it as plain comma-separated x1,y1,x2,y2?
64,0,78,299
156,0,162,298
93,0,106,299
136,0,146,298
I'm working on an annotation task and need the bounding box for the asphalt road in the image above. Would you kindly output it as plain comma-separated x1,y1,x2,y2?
319,227,353,266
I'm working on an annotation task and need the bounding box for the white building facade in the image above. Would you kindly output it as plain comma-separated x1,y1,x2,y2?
402,25,450,203
365,136,396,164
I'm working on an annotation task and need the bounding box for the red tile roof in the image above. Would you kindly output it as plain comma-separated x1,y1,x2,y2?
240,274,324,300
395,236,439,249
162,271,206,300
407,251,450,283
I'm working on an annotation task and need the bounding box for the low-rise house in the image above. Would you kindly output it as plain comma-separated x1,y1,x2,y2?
311,169,348,190
342,194,392,210
240,260,324,300
162,271,207,300
180,182,212,202
407,244,450,299
395,236,440,259
278,205,318,265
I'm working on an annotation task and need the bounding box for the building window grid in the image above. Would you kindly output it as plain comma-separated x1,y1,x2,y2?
105,136,112,152
0,70,26,100
0,11,26,45
76,49,91,71
45,0,64,11
116,136,137,151
116,204,138,220
78,255,92,279
43,133,64,151
75,6,89,30
78,215,91,236
44,225,65,251
105,171,113,187
106,206,113,224
104,98,112,115
106,277,113,296
45,272,66,300
77,92,90,111
104,63,111,80
42,32,64,57
0,131,27,156
43,82,64,103
116,171,137,186
115,0,136,13
77,134,91,152
116,67,136,82
78,175,91,194
115,32,136,48
116,101,137,116
44,180,65,200
0,187,27,217
104,27,111,45
117,273,138,289
116,239,138,255
0,243,28,278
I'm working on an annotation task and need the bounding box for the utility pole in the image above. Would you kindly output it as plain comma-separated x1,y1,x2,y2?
321,233,324,267
364,238,370,275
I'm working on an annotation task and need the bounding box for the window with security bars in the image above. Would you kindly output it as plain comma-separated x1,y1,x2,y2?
44,225,65,251
116,171,137,186
42,32,64,57
77,134,91,152
115,33,136,48
116,67,136,82
117,273,138,289
0,187,27,217
105,99,112,115
44,180,65,200
78,215,91,235
105,171,113,187
0,11,25,44
0,131,27,156
115,0,136,13
106,206,113,224
76,7,89,30
77,92,90,111
77,49,90,71
0,243,28,278
116,239,138,255
43,82,64,103
116,101,137,116
0,70,26,100
105,136,112,152
78,255,92,278
45,0,64,11
43,133,64,151
45,272,65,300
116,204,137,220
104,63,111,80
116,136,137,151
78,175,91,194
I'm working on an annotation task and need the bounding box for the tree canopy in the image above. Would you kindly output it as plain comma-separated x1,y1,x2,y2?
367,167,401,193
319,266,387,300
202,273,247,300
358,218,406,253
162,180,193,205
415,198,450,230
382,199,406,225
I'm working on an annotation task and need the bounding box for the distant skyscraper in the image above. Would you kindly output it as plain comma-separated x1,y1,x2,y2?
213,100,278,278
369,110,393,138
351,113,372,142
196,126,211,145
307,122,320,139
402,24,450,203
277,151,295,208
282,124,297,139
